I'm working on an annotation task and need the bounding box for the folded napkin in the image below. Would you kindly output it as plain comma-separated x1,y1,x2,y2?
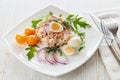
93,8,120,80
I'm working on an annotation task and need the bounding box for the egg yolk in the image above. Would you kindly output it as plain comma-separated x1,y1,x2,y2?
65,46,74,54
51,22,60,30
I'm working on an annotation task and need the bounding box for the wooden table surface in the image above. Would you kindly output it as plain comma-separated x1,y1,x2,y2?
0,0,120,80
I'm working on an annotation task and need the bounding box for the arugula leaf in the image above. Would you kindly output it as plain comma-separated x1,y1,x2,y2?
79,43,85,51
25,45,39,60
75,31,85,41
66,14,74,21
65,14,90,29
32,19,42,29
46,12,53,18
78,20,90,28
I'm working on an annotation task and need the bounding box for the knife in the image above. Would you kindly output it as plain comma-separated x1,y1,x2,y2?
89,13,120,65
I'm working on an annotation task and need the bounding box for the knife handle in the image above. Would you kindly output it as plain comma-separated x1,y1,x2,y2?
108,45,120,65
117,43,120,49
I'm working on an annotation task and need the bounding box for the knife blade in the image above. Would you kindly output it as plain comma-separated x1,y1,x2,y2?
89,13,102,32
89,13,120,65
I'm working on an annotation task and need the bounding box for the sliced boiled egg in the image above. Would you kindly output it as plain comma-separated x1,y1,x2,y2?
50,22,63,32
68,36,81,48
62,45,75,55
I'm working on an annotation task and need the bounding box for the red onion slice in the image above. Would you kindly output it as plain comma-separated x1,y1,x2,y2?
50,15,57,20
53,52,67,65
36,47,67,65
36,47,47,62
45,53,56,65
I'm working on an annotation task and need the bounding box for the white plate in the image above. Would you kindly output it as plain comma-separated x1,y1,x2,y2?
4,5,103,77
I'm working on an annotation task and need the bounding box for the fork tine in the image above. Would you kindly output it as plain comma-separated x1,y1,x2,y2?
102,20,109,35
101,19,113,45
107,17,118,30
108,18,115,28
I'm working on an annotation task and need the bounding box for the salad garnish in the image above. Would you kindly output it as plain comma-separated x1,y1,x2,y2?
15,12,91,65
25,45,39,60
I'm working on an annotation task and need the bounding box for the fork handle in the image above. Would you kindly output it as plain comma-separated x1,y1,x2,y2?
109,45,120,65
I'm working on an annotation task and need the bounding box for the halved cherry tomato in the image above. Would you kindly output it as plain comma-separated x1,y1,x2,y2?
26,35,38,46
15,34,27,44
24,27,36,36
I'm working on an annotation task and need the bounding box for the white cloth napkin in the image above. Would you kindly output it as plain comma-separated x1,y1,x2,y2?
94,8,120,80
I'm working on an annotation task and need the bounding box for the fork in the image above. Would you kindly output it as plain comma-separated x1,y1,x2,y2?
102,17,120,49
101,19,120,65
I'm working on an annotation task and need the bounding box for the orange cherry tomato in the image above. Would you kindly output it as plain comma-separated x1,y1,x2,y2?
15,34,27,44
24,27,36,36
26,35,38,46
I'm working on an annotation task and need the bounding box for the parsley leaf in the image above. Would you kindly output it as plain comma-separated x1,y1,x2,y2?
32,19,42,29
25,45,39,60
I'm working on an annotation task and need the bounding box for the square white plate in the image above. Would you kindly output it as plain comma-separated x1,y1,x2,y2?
4,5,103,77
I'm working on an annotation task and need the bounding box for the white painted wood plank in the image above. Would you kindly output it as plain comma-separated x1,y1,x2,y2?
97,51,110,80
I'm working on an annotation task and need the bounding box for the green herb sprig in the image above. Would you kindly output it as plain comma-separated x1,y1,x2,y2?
45,46,59,53
31,12,53,29
62,14,91,51
25,45,39,60
65,14,91,29
46,12,53,18
45,46,63,56
32,19,42,29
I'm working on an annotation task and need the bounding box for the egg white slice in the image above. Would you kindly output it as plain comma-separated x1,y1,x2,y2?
68,36,81,48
